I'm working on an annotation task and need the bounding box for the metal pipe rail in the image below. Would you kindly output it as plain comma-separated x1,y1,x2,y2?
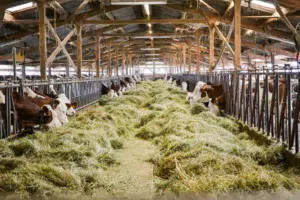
0,76,123,139
172,71,300,154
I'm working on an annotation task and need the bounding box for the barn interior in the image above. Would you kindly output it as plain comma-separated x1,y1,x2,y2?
1,0,300,199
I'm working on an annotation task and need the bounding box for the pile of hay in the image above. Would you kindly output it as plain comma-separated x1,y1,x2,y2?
0,80,299,199
133,81,300,195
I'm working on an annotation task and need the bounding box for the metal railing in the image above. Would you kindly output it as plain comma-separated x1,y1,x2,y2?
0,76,123,139
172,69,300,153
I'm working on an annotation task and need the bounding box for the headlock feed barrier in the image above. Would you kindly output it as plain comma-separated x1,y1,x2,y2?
0,77,122,139
172,70,300,154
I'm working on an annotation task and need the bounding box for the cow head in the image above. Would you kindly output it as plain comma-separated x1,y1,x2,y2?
200,84,210,98
42,105,62,128
52,99,69,124
66,102,77,116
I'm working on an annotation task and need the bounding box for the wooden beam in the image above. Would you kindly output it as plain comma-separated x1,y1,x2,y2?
47,28,76,67
161,4,293,43
95,33,100,77
275,4,297,34
77,23,82,78
182,46,186,72
83,18,207,25
70,0,90,19
223,0,234,17
209,24,215,71
115,46,119,76
0,6,128,43
234,0,241,70
213,20,234,70
38,1,47,80
200,0,220,14
188,38,192,73
122,50,125,76
46,18,76,71
101,32,192,37
108,42,111,77
195,32,201,73
214,24,234,56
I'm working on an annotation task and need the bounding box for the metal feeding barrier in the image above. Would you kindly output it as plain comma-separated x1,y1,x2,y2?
172,69,300,154
0,77,122,139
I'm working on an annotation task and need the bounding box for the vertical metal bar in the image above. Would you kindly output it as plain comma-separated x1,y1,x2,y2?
265,74,269,132
287,74,292,149
248,74,252,124
256,74,260,127
275,75,280,140
238,75,245,120
13,47,17,80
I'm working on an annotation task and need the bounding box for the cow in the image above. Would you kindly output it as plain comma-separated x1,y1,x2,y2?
200,84,226,115
186,81,207,104
57,94,77,116
1,92,62,133
120,80,129,92
125,77,136,87
111,80,122,96
24,87,45,99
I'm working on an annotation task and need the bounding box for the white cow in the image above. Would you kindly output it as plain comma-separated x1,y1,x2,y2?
53,99,69,124
24,87,45,99
43,105,62,128
167,77,173,84
57,94,77,116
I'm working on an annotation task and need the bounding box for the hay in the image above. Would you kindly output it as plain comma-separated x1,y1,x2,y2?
1,79,300,199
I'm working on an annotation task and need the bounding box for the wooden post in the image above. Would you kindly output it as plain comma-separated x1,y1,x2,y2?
122,50,125,75
12,47,17,80
38,0,47,80
195,32,201,73
188,38,192,73
108,42,111,77
95,33,100,77
115,46,119,76
179,50,182,73
234,0,241,70
209,24,215,71
182,46,186,72
126,55,129,75
76,23,82,78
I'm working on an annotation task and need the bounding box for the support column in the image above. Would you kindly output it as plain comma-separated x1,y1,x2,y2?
182,46,186,72
95,33,100,77
115,46,119,76
188,38,192,73
209,24,215,71
76,23,82,78
122,50,125,76
126,55,129,75
234,0,241,70
38,0,47,80
179,50,182,73
195,33,201,73
108,42,111,77
12,47,17,80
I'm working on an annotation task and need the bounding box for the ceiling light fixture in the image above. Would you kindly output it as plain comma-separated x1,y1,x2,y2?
111,0,166,5
251,0,275,9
